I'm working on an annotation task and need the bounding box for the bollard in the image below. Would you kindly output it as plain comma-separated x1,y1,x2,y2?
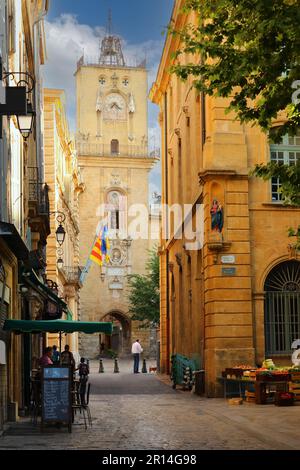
99,358,104,373
142,358,147,373
114,358,119,373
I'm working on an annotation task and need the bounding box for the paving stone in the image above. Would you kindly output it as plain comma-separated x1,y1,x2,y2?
0,360,299,450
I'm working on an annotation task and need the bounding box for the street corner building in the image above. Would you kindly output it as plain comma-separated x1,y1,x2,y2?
76,28,160,359
150,0,300,396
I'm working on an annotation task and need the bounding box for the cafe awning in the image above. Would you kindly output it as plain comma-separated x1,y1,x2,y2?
3,319,113,335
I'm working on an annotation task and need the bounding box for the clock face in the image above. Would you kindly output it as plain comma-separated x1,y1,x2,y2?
103,93,126,120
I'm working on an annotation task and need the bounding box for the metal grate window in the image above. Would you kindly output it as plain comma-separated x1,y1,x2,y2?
265,261,300,355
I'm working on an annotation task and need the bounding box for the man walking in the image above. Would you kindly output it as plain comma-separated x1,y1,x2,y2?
131,339,143,373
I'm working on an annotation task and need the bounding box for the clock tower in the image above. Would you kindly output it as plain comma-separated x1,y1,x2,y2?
76,30,158,358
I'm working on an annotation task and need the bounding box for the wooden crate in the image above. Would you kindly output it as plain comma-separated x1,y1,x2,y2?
290,372,300,382
289,382,300,401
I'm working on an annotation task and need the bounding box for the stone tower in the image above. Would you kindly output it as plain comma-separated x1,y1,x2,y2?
76,30,158,358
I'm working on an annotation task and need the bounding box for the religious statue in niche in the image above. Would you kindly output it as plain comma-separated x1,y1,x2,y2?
128,92,135,113
96,89,104,112
210,199,224,232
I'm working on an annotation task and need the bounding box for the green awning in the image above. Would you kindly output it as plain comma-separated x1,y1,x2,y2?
3,319,113,335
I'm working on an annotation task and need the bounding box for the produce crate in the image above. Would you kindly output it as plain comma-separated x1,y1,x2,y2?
289,382,300,401
290,372,300,382
274,391,294,406
256,373,290,382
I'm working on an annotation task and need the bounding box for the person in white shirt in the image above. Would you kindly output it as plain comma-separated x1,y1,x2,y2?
131,339,143,373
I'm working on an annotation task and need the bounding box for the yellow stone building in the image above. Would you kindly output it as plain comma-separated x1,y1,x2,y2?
76,33,158,358
44,89,84,358
0,0,50,426
150,0,300,395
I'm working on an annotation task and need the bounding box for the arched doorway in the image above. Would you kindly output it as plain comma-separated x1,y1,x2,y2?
264,260,300,356
100,311,131,357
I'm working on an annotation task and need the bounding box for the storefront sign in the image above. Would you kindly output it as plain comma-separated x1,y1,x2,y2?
221,255,236,264
222,267,236,276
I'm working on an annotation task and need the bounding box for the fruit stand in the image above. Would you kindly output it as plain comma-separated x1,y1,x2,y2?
219,361,300,405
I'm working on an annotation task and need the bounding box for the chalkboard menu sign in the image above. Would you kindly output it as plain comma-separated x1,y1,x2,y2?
42,366,72,432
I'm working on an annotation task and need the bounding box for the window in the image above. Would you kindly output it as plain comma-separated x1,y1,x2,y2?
270,131,300,201
107,191,126,232
111,139,119,155
265,261,300,355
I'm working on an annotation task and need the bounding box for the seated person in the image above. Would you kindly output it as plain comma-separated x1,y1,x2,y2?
60,345,75,370
39,347,53,367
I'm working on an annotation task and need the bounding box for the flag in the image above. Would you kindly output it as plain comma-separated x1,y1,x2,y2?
89,237,102,266
101,225,110,263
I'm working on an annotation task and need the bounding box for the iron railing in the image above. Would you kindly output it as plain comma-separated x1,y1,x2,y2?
28,167,50,215
265,291,300,355
76,142,159,159
60,266,82,285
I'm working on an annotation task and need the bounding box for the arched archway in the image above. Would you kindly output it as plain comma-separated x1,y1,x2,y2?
100,311,131,357
264,260,300,356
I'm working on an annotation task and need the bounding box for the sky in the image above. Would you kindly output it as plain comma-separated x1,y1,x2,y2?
43,0,175,196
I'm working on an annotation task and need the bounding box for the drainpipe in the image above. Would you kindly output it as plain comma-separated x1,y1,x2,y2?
164,92,170,374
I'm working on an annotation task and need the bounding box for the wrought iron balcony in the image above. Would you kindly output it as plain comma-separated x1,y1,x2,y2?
28,167,50,240
59,266,83,287
28,167,50,215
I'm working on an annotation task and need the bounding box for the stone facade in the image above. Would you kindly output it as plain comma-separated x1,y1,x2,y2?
76,36,159,358
44,89,84,356
150,0,300,395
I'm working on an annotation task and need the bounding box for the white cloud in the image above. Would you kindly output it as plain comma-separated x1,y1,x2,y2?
43,14,163,123
42,13,162,192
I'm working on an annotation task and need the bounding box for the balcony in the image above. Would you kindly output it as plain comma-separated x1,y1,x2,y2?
28,167,50,243
59,266,83,288
76,141,160,159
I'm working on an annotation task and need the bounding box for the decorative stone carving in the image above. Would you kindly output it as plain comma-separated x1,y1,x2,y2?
110,173,121,186
111,72,119,88
96,89,104,112
128,92,135,113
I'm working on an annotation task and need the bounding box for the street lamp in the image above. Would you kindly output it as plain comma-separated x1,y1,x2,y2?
49,211,66,246
56,223,66,247
0,61,35,139
16,100,35,140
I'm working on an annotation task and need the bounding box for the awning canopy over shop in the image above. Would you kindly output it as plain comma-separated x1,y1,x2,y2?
3,319,113,335
0,222,29,260
21,269,68,312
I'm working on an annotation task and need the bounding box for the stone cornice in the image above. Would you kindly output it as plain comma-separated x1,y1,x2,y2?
77,155,157,170
198,169,249,185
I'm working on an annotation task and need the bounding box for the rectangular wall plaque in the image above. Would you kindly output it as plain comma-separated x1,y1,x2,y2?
221,255,236,264
222,267,236,276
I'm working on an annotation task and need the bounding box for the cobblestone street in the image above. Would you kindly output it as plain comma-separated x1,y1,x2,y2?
0,360,299,450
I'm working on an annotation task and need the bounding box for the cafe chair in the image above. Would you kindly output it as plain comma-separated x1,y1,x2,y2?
30,379,41,425
72,391,88,430
84,383,92,427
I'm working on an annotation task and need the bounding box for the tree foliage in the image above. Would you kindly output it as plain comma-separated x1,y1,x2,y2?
127,248,160,327
251,160,300,206
171,0,300,143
